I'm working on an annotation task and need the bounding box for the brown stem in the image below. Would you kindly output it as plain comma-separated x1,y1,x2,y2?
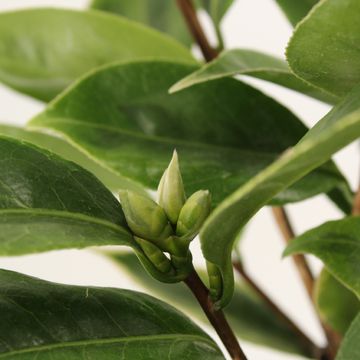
176,0,218,61
352,179,360,215
352,193,360,215
271,206,314,297
178,1,340,357
184,270,248,360
271,206,341,358
233,261,321,359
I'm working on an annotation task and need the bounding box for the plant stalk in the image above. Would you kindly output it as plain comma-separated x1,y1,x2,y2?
214,22,225,51
352,191,360,214
271,206,314,296
177,1,339,357
352,174,360,215
178,4,248,358
271,206,341,359
232,261,321,359
176,0,218,61
184,270,248,360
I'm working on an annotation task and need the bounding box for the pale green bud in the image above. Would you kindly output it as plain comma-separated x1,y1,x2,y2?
176,190,211,240
207,261,222,302
119,190,173,241
158,150,186,224
134,237,173,274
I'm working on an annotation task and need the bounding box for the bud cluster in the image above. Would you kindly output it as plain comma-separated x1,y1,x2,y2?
119,151,211,276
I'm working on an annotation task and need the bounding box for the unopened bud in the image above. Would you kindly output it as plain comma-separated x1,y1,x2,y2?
207,261,222,302
158,150,186,224
176,190,211,240
134,237,172,274
119,190,173,241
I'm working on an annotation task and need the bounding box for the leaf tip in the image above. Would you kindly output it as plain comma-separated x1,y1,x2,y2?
169,82,183,94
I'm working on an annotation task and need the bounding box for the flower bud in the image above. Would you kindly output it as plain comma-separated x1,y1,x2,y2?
207,261,222,302
119,190,173,241
176,190,211,240
158,150,186,224
134,236,173,274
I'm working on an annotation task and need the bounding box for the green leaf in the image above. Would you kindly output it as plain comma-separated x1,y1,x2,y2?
0,269,224,360
274,0,318,26
29,60,349,208
90,0,192,47
170,49,337,104
0,135,133,253
200,84,360,307
0,135,189,283
197,0,234,26
315,269,360,335
106,251,315,357
285,217,360,298
287,0,360,98
0,8,195,101
0,124,147,196
336,314,360,360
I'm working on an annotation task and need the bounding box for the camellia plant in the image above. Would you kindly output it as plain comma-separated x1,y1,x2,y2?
0,0,360,359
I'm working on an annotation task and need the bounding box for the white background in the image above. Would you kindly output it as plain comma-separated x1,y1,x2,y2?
0,1,357,359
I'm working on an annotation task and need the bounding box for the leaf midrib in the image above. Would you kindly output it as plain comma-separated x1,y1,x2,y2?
0,334,217,358
0,208,130,238
30,118,282,156
289,237,360,250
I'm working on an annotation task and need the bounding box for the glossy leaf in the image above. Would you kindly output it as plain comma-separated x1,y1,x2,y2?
0,8,195,101
287,0,360,97
170,49,336,104
0,269,224,360
200,84,360,307
315,269,360,335
0,124,147,196
274,0,318,26
285,217,360,298
106,251,314,357
336,314,360,360
90,0,192,46
29,60,349,208
0,135,133,254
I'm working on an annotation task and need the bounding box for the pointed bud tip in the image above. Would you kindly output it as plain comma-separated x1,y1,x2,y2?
198,189,210,197
118,190,128,201
158,150,185,224
169,149,180,169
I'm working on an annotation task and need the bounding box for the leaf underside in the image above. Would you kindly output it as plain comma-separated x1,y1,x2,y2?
336,314,360,360
315,269,360,335
170,48,336,104
274,0,319,26
285,217,360,298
